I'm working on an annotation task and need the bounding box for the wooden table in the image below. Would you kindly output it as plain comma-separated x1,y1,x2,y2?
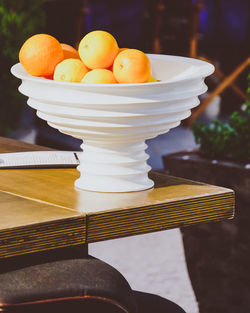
0,137,234,259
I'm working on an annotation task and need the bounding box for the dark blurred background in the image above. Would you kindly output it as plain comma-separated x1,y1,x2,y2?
1,0,249,149
1,2,250,313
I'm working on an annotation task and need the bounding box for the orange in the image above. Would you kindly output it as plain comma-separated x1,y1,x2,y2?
78,30,119,69
53,59,89,82
61,43,80,60
19,34,63,76
113,49,151,83
81,69,117,84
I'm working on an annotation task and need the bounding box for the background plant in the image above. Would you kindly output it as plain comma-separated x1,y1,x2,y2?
0,0,45,135
192,73,250,162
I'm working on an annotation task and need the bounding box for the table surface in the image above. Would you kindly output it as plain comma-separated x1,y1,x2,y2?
0,137,234,259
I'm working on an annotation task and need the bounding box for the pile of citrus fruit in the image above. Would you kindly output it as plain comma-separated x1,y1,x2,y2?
19,30,157,84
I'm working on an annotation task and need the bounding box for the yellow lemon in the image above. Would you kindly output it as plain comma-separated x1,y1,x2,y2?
78,30,119,69
148,75,158,82
53,58,88,82
81,69,117,84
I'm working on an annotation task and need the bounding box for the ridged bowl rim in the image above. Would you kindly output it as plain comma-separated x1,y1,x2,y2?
11,54,214,89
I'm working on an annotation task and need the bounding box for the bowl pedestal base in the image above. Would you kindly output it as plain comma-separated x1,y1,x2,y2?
75,141,154,192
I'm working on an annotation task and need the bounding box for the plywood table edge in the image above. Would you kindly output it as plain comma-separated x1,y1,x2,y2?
0,189,86,259
86,189,234,243
0,215,86,259
84,187,235,216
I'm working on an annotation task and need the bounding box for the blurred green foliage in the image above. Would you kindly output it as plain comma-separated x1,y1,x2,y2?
192,73,250,162
0,0,45,135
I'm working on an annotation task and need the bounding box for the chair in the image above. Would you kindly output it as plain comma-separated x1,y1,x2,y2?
0,247,186,313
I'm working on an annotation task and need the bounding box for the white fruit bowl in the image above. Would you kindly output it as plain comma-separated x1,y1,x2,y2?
11,54,214,192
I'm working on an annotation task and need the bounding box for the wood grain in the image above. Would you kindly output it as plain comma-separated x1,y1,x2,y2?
0,136,235,259
0,191,86,258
